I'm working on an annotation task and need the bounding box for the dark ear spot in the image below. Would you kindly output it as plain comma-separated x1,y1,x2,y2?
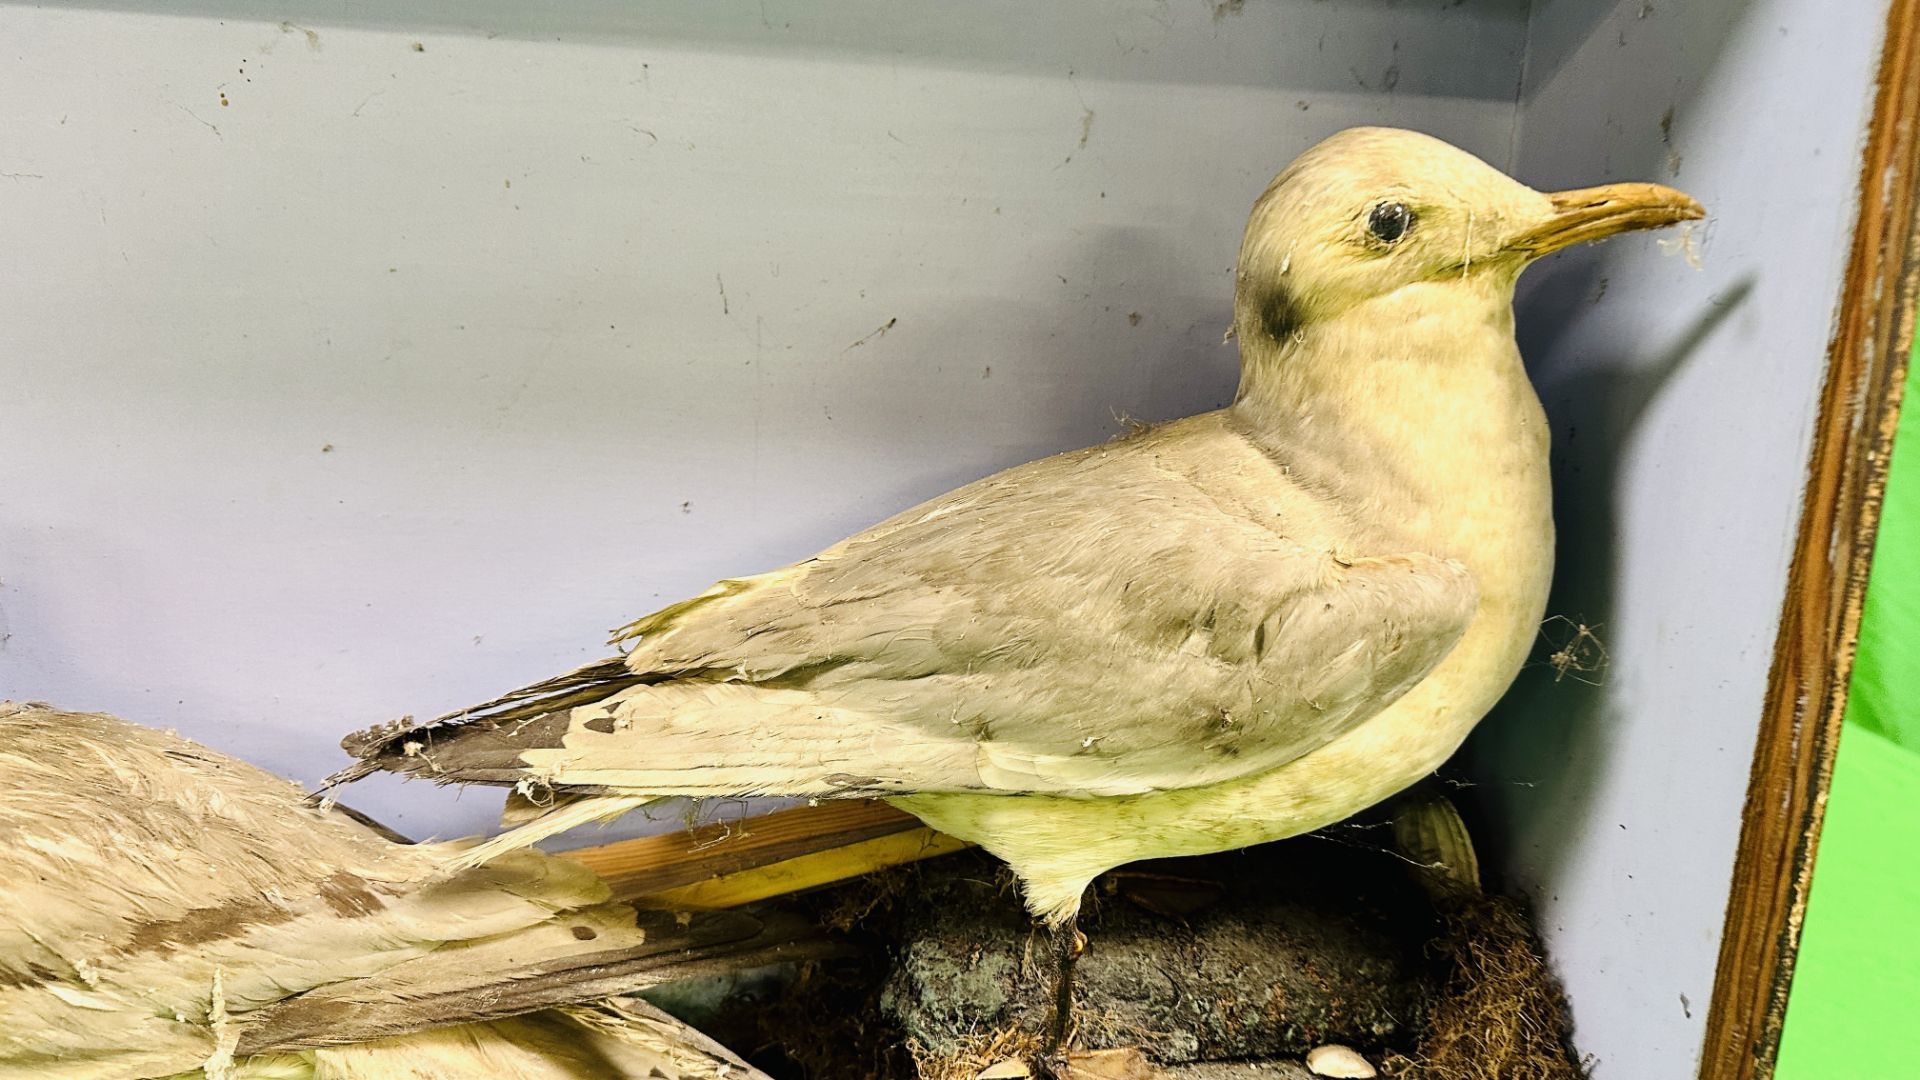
1256,280,1302,342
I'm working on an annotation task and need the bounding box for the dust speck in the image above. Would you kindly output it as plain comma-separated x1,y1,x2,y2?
843,317,898,352
1659,106,1683,176
279,21,322,51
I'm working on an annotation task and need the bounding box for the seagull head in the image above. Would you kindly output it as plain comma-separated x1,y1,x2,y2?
1232,126,1704,345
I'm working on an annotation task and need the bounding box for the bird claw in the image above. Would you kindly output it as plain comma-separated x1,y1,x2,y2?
1032,1051,1073,1080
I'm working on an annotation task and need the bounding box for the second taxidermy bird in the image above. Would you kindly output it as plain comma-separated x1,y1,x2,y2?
0,702,781,1080
340,127,1702,1069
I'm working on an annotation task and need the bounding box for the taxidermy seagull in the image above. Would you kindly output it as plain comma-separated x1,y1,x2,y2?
338,127,1702,1074
0,702,780,1080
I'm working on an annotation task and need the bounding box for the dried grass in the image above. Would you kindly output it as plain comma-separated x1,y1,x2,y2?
1408,894,1586,1080
909,1026,1046,1080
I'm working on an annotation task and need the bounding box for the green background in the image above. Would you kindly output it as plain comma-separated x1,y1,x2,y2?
1775,349,1919,1075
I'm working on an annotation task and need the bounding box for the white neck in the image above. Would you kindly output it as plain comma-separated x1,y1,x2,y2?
1229,276,1551,572
1227,276,1556,712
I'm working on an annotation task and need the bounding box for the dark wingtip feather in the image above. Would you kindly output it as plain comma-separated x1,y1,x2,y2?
337,656,653,787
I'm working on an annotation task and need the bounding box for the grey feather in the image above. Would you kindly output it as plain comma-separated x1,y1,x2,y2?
353,412,1475,799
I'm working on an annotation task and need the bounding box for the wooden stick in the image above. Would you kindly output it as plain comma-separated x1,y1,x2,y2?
560,800,970,908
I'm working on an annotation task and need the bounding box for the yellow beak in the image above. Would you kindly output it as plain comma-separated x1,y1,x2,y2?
1509,183,1706,256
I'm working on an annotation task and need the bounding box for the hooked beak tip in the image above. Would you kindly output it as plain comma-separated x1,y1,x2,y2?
1513,182,1705,256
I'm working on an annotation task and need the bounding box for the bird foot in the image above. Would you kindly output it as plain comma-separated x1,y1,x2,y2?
1032,1049,1073,1080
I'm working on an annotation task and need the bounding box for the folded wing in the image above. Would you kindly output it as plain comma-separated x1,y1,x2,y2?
350,417,1477,800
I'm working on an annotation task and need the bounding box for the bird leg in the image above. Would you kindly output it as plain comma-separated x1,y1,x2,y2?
1037,913,1088,1079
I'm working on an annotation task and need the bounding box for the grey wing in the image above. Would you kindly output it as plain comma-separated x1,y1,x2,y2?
353,421,1477,798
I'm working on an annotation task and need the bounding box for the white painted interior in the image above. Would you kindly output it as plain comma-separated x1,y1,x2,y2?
0,0,1887,1074
0,0,1526,831
1463,0,1887,1075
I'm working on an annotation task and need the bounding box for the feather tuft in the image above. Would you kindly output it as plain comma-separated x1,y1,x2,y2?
444,794,656,872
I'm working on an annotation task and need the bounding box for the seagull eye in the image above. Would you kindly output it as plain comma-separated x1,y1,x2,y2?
1366,201,1414,244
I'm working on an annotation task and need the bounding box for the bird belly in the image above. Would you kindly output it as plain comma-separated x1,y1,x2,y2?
891,583,1545,924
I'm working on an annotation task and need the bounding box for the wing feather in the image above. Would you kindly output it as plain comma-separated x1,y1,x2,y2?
353,414,1477,798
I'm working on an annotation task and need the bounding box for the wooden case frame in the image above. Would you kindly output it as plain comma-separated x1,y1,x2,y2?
1700,3,1920,1077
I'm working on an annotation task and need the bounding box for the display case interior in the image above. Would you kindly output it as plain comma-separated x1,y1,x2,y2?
1,1,1909,1077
